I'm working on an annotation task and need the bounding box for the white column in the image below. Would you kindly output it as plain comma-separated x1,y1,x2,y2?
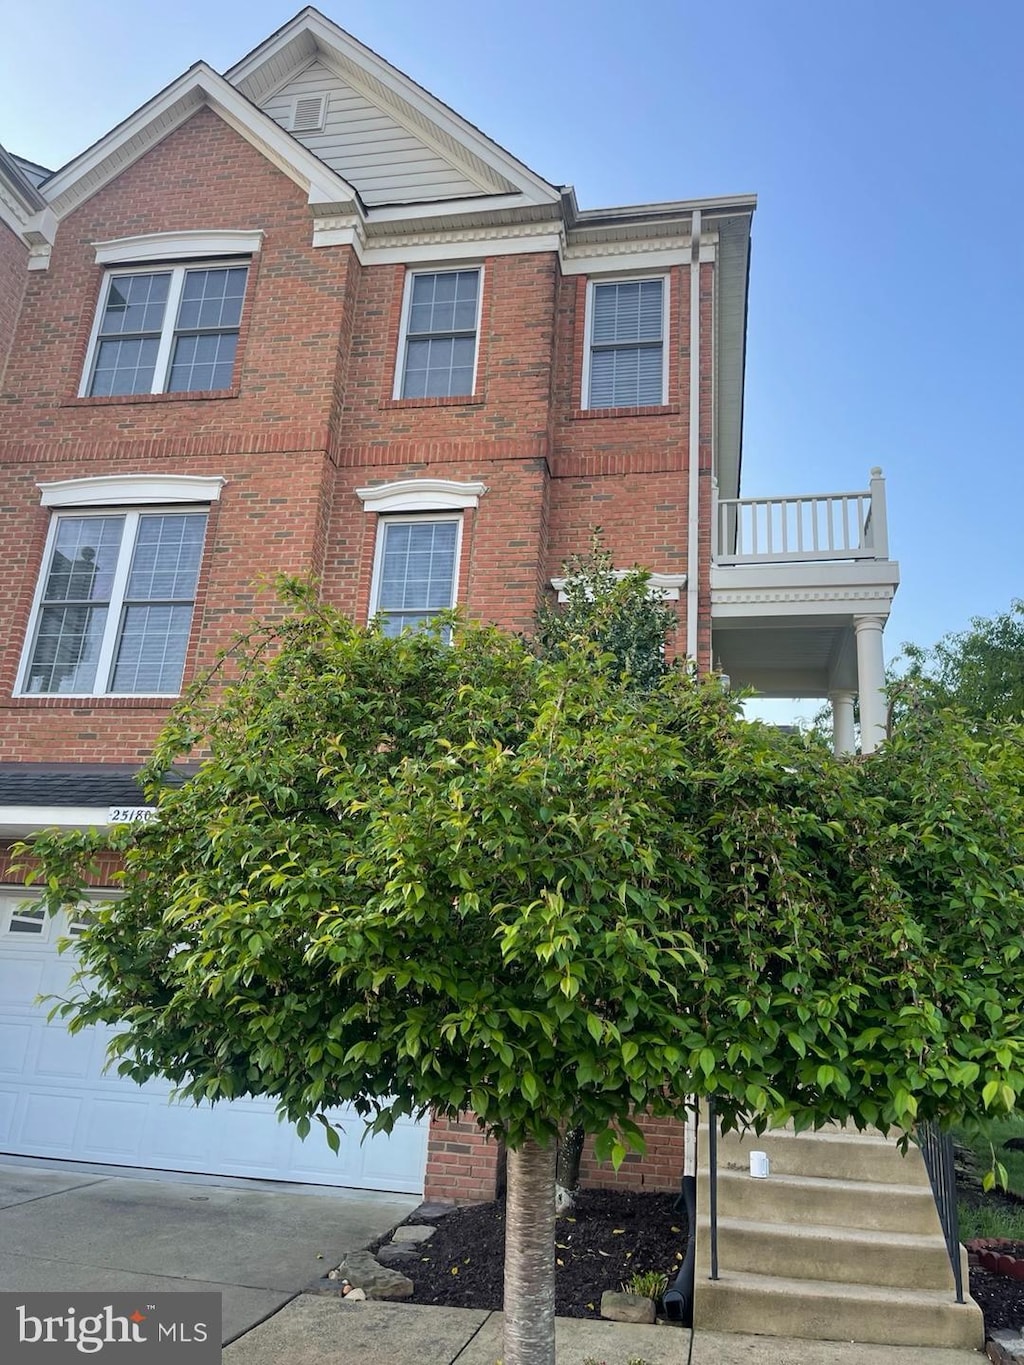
854,615,888,753
829,689,857,756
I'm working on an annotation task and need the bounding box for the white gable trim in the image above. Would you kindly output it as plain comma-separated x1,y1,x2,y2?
356,479,487,513
93,230,264,265
40,475,226,508
550,572,688,602
40,63,359,222
227,10,560,208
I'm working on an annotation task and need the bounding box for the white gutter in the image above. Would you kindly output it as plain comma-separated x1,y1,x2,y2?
686,209,702,661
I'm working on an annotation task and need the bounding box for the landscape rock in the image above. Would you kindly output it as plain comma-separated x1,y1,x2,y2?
408,1200,455,1220
333,1250,414,1300
375,1242,420,1264
599,1290,656,1324
392,1224,437,1244
989,1330,1024,1365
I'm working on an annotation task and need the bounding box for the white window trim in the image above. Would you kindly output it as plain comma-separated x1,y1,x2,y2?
392,264,484,400
16,503,211,699
550,571,687,602
356,478,487,514
580,273,670,411
92,231,263,266
39,474,225,509
368,512,465,629
78,258,250,398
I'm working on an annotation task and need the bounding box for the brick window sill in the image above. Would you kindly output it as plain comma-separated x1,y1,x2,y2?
570,404,680,421
380,394,485,411
7,695,178,708
61,389,239,409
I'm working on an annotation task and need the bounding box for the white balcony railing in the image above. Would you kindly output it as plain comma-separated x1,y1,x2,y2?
713,467,889,566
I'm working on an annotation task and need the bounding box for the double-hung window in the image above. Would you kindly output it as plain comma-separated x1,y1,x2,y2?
358,479,487,637
584,277,667,409
18,476,222,697
396,268,481,399
83,262,248,397
370,516,461,635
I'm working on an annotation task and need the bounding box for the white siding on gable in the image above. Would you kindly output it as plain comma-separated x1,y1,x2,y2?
261,59,489,205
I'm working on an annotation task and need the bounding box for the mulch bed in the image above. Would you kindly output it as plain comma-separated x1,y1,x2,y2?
376,1176,1024,1339
381,1188,687,1319
958,1153,1024,1338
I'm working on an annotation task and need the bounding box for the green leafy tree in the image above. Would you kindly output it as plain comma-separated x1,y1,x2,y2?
533,535,677,692
899,600,1024,724
533,535,679,1199
21,597,1024,1365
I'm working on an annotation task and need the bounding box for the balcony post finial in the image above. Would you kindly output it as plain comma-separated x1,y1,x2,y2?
868,468,889,560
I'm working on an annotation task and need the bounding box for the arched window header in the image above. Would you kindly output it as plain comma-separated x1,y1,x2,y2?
39,475,225,508
355,478,487,514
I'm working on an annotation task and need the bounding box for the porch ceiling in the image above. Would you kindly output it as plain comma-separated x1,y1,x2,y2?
712,620,856,698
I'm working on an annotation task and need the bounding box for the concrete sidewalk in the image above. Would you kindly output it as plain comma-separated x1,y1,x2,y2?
0,1161,417,1343
222,1296,987,1363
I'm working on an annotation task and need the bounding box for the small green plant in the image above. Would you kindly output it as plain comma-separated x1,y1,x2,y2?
958,1198,1024,1242
621,1269,668,1300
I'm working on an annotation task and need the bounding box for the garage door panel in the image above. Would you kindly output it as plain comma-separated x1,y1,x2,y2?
19,1092,84,1152
0,1022,32,1076
0,957,45,1008
35,1024,96,1080
81,1096,150,1158
0,906,427,1193
0,1088,18,1141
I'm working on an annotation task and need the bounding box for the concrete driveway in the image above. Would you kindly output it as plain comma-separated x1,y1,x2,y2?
0,1159,417,1344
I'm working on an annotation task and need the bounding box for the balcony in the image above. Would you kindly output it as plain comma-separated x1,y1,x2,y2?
709,468,900,753
713,468,888,566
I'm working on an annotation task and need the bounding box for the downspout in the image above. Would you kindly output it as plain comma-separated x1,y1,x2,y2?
686,209,702,662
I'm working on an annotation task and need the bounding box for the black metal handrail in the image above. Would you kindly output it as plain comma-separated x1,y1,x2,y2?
708,1098,719,1280
917,1121,965,1303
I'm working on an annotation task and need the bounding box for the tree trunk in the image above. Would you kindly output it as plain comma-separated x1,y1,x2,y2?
503,1135,557,1365
556,1123,584,1189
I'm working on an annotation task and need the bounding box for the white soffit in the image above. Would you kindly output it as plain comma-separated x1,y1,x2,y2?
40,475,226,508
356,479,488,513
39,63,359,222
227,9,560,209
93,230,264,265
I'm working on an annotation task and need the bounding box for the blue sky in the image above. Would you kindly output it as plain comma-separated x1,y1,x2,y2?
2,1,1021,705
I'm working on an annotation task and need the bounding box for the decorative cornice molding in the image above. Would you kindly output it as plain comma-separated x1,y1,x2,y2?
313,213,563,260
711,586,896,606
39,474,226,508
356,478,488,513
563,233,692,260
551,571,687,602
93,229,264,265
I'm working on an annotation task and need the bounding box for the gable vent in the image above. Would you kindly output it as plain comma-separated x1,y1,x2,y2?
291,94,327,133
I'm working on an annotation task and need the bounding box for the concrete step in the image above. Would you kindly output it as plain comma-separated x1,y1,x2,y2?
701,1122,931,1186
693,1268,984,1350
697,1168,942,1234
698,1214,955,1290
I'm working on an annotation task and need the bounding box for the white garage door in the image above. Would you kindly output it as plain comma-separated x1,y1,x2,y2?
0,894,426,1192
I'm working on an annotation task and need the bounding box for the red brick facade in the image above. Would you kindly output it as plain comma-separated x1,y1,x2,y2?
0,219,30,387
425,1112,687,1204
0,25,754,1197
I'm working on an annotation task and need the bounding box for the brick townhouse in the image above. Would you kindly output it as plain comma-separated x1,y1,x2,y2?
0,8,899,1202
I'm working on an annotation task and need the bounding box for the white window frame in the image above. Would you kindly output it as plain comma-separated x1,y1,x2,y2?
581,273,670,411
16,479,219,699
368,513,464,633
1,889,113,946
392,264,484,400
79,258,250,398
